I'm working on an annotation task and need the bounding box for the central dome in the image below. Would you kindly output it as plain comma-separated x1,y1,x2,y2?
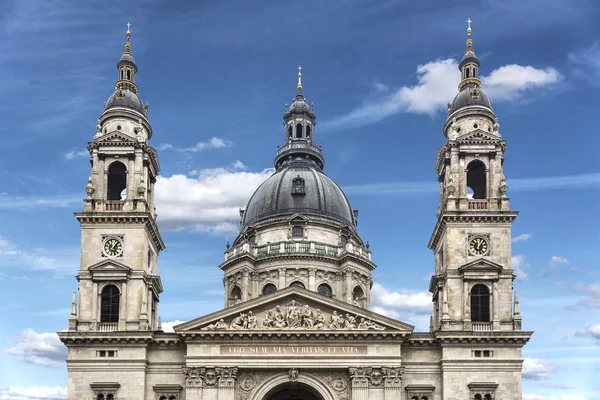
242,164,355,228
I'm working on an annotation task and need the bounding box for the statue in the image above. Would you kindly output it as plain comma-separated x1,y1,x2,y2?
344,313,357,329
301,304,314,328
446,177,456,198
137,178,146,198
273,306,286,328
246,311,258,329
286,300,301,328
85,177,94,199
313,309,326,329
289,368,299,382
230,313,246,329
262,310,274,328
94,120,102,138
499,177,509,197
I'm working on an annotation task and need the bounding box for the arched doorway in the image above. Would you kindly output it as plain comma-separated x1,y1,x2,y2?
264,383,323,400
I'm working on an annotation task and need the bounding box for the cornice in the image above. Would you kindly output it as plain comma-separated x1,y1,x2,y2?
178,330,410,341
428,212,518,250
58,331,181,346
434,331,533,346
74,212,165,251
219,251,376,271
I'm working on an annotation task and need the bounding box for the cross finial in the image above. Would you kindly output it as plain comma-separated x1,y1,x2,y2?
466,18,472,33
127,22,131,33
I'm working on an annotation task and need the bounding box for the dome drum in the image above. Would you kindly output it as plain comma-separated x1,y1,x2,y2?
274,142,325,171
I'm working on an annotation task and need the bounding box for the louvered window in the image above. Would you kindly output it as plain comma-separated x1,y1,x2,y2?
100,285,120,323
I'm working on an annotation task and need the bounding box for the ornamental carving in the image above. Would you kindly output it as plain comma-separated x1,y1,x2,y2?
216,367,237,387
236,372,273,400
289,368,299,382
182,367,203,387
382,367,403,387
349,367,371,387
200,300,385,331
324,373,350,400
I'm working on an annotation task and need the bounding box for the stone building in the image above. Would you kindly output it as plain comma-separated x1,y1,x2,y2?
59,22,532,400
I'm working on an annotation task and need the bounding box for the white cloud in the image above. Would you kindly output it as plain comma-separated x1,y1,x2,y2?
155,166,274,234
343,172,600,197
549,256,569,267
326,58,561,127
161,320,187,333
512,255,529,280
569,41,600,84
522,357,555,380
524,395,588,400
557,282,600,309
5,329,67,367
482,65,562,100
370,283,431,318
0,386,66,400
63,149,88,160
576,323,600,342
0,194,80,210
159,137,232,153
512,233,533,243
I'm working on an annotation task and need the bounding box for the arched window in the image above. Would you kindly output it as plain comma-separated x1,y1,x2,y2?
126,69,131,80
484,395,492,400
421,397,429,400
317,283,332,297
100,285,120,323
411,397,419,400
288,126,293,139
262,283,277,295
471,284,490,322
229,286,242,306
306,125,311,139
290,281,305,289
353,286,365,301
296,123,303,138
169,397,177,400
292,177,305,196
474,395,482,400
97,395,105,400
107,161,127,200
466,160,486,199
160,397,167,400
106,395,114,400
120,70,124,79
466,68,471,78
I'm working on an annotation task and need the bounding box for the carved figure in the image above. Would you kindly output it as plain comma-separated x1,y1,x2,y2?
286,300,301,327
289,368,299,382
446,177,456,197
85,177,94,198
273,306,286,328
313,309,326,329
246,311,258,329
344,313,357,329
302,304,314,328
230,313,246,329
261,310,274,328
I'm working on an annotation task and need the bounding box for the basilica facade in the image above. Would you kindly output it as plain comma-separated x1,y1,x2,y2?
58,23,532,400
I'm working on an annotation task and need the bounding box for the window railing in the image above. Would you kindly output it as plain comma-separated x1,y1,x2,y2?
225,240,372,262
276,142,323,158
468,200,488,210
472,322,492,332
105,201,125,211
98,322,118,332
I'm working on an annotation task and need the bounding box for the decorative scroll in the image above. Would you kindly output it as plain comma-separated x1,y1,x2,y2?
200,300,385,331
182,367,238,388
382,367,403,387
349,367,401,388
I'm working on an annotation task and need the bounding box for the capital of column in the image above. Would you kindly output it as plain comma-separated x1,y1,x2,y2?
349,367,371,388
183,367,204,388
216,367,238,388
382,367,404,388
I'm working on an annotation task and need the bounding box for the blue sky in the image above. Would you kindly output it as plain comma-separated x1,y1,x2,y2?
0,0,599,399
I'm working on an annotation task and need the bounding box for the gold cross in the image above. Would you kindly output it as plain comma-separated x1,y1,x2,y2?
466,18,472,30
126,22,131,33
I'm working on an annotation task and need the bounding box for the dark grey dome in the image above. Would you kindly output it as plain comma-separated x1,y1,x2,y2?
449,87,492,114
242,165,355,228
104,89,145,114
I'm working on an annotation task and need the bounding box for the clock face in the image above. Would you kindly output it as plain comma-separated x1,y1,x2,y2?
469,237,488,256
103,237,123,257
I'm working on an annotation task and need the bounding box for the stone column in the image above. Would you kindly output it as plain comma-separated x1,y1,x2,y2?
91,282,99,330
224,278,230,308
463,280,471,330
216,367,237,400
278,268,286,289
118,281,127,331
183,367,203,400
308,268,316,291
492,281,499,330
383,367,403,400
350,367,370,400
97,157,105,200
345,270,352,303
127,158,135,200
242,270,249,301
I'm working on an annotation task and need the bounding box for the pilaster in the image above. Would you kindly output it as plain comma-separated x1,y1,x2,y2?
383,367,403,400
183,367,203,400
349,367,370,400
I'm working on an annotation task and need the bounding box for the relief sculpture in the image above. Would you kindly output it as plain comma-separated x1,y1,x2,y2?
200,300,385,331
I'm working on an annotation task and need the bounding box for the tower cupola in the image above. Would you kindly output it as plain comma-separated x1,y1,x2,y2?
276,67,323,171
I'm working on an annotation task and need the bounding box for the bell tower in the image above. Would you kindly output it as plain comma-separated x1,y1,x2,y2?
428,21,521,332
70,25,165,333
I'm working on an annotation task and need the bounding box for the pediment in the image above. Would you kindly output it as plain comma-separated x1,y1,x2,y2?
456,129,500,143
286,213,310,222
88,259,132,273
458,258,503,273
95,131,136,144
175,286,414,334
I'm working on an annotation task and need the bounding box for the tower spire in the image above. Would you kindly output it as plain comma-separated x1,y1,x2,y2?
115,22,139,94
297,65,303,92
457,18,481,91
